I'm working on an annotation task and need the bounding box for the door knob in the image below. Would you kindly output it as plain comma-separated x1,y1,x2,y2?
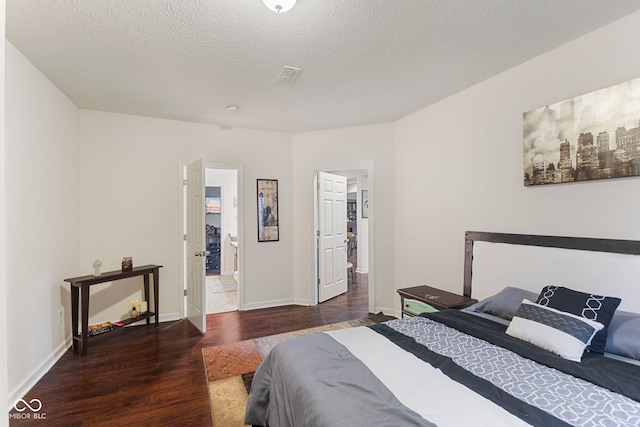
194,251,211,257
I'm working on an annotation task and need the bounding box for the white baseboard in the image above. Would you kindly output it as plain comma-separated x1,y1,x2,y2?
158,312,181,323
374,306,397,318
7,312,182,412
7,337,70,412
242,298,297,311
123,313,181,327
291,298,311,306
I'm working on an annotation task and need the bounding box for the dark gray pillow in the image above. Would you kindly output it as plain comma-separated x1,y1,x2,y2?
536,285,621,354
469,286,539,320
605,310,640,361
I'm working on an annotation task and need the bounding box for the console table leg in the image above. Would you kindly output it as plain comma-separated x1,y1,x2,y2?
143,274,150,325
153,268,159,328
71,286,79,353
81,285,90,356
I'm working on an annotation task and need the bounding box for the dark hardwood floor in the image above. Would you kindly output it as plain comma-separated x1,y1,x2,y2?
9,273,385,426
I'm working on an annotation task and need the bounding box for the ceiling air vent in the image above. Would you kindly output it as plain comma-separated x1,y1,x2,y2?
277,66,301,85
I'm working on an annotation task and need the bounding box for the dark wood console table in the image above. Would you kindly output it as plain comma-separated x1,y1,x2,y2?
64,264,162,355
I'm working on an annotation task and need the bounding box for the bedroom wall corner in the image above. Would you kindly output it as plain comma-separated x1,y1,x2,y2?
5,40,81,409
1,1,9,419
291,123,396,312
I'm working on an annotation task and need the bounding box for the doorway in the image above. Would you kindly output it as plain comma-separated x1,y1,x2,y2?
315,168,372,313
204,167,239,314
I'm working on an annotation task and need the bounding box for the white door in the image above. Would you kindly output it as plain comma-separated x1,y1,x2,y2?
186,159,206,333
318,171,348,302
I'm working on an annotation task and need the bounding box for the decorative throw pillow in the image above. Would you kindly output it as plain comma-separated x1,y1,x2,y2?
506,300,604,362
536,285,621,354
468,286,539,320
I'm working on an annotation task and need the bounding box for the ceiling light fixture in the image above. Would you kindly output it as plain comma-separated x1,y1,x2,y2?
226,104,239,113
262,0,297,13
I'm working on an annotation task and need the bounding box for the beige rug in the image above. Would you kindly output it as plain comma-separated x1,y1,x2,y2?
204,317,381,426
207,275,237,293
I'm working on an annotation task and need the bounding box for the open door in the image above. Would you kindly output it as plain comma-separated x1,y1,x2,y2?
186,158,206,332
318,171,348,302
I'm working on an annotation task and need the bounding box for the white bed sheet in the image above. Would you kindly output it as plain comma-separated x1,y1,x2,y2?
326,327,531,427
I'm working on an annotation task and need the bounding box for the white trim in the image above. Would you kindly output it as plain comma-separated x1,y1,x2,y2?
7,338,70,412
312,161,375,312
376,306,398,318
180,162,244,321
124,312,181,325
204,162,244,311
292,297,312,306
7,310,181,412
242,298,298,311
159,313,181,322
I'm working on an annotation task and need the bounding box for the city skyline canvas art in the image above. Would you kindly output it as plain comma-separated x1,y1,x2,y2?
523,77,640,186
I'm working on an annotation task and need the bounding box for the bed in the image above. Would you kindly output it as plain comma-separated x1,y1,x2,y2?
245,232,640,426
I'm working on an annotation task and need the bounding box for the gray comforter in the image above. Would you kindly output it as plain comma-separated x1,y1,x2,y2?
245,311,640,427
245,332,437,426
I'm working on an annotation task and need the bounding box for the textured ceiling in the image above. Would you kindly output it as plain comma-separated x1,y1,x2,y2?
6,0,640,133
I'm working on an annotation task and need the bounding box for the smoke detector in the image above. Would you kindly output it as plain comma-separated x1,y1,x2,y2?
277,66,301,85
226,104,239,113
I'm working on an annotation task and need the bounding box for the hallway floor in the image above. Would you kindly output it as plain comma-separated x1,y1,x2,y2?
206,274,238,314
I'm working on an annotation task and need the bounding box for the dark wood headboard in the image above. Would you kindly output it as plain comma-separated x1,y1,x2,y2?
462,231,640,298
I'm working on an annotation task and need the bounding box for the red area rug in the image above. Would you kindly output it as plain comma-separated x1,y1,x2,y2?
203,340,263,382
202,315,389,425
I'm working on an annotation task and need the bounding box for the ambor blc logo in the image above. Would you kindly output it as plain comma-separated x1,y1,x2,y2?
15,398,42,412
10,398,46,420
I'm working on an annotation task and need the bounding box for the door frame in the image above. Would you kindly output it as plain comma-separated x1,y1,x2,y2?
316,171,349,302
313,161,374,312
179,161,244,320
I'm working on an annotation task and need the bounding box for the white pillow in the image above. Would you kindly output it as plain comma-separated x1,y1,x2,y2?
506,299,604,362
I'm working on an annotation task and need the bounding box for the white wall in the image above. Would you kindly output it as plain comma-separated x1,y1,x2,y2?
77,111,293,318
394,10,640,311
5,42,81,406
291,124,396,313
1,1,8,421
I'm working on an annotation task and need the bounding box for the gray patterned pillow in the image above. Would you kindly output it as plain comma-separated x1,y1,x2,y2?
506,299,604,362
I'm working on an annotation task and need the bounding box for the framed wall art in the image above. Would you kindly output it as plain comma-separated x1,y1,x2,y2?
205,196,220,214
523,76,640,186
361,190,368,218
257,179,279,242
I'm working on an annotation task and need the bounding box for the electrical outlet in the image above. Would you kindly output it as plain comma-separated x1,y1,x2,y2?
58,308,64,325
